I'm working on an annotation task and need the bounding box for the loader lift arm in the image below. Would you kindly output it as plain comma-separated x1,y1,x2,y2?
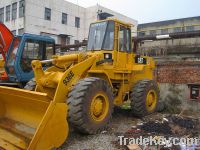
32,53,97,101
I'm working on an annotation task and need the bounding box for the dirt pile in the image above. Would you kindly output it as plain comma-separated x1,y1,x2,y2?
138,115,199,137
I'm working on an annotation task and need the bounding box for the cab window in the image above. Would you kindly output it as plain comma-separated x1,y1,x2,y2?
87,21,115,51
102,21,115,50
7,37,21,66
21,39,43,72
45,43,54,59
119,26,131,52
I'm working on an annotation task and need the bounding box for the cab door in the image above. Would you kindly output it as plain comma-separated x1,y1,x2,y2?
116,25,132,69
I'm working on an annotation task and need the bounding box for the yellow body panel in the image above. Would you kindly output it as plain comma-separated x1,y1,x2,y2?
0,59,4,73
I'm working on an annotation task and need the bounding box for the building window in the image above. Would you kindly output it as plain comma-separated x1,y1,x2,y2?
188,84,200,101
18,28,24,35
174,27,182,33
161,29,168,35
19,0,25,18
186,26,194,32
12,2,17,20
0,7,4,23
150,30,156,36
138,31,145,37
44,7,51,20
6,5,11,21
75,17,80,28
62,13,67,24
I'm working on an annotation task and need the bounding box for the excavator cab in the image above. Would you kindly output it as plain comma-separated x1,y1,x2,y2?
5,34,55,85
0,22,56,86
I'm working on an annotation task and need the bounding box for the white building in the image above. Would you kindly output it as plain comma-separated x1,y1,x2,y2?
0,0,137,45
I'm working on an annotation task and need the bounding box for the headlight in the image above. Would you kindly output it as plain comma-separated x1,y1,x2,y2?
104,53,112,59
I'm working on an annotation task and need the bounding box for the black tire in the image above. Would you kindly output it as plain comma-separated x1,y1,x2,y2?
24,78,36,91
67,77,114,134
130,80,159,117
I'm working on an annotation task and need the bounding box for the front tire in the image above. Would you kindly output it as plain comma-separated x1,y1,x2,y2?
67,77,114,134
130,80,159,117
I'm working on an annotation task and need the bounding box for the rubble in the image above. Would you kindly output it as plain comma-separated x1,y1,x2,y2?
114,113,200,150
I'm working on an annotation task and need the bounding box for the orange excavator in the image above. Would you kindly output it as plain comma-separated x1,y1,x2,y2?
0,23,13,80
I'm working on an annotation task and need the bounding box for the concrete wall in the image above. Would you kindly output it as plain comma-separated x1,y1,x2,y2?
160,83,200,112
0,0,24,34
25,0,86,44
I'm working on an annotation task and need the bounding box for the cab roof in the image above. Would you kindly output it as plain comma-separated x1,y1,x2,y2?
95,18,133,28
15,33,55,43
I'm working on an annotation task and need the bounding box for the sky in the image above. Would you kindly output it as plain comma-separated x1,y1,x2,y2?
65,0,200,24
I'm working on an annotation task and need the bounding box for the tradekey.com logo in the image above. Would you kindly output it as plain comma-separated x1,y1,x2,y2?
118,135,199,147
118,129,200,147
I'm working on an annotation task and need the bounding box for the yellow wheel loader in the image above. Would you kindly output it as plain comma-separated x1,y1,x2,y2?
0,19,159,149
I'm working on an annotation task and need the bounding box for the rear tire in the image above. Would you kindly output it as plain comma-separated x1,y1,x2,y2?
67,77,114,134
24,78,36,91
130,80,159,117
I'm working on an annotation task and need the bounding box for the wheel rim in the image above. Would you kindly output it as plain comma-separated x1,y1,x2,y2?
90,93,109,122
146,90,157,112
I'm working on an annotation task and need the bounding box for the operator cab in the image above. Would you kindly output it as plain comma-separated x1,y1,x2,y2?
87,19,133,68
5,34,55,83
87,19,132,52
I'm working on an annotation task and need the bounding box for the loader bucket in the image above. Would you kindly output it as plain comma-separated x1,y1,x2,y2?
0,86,69,150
